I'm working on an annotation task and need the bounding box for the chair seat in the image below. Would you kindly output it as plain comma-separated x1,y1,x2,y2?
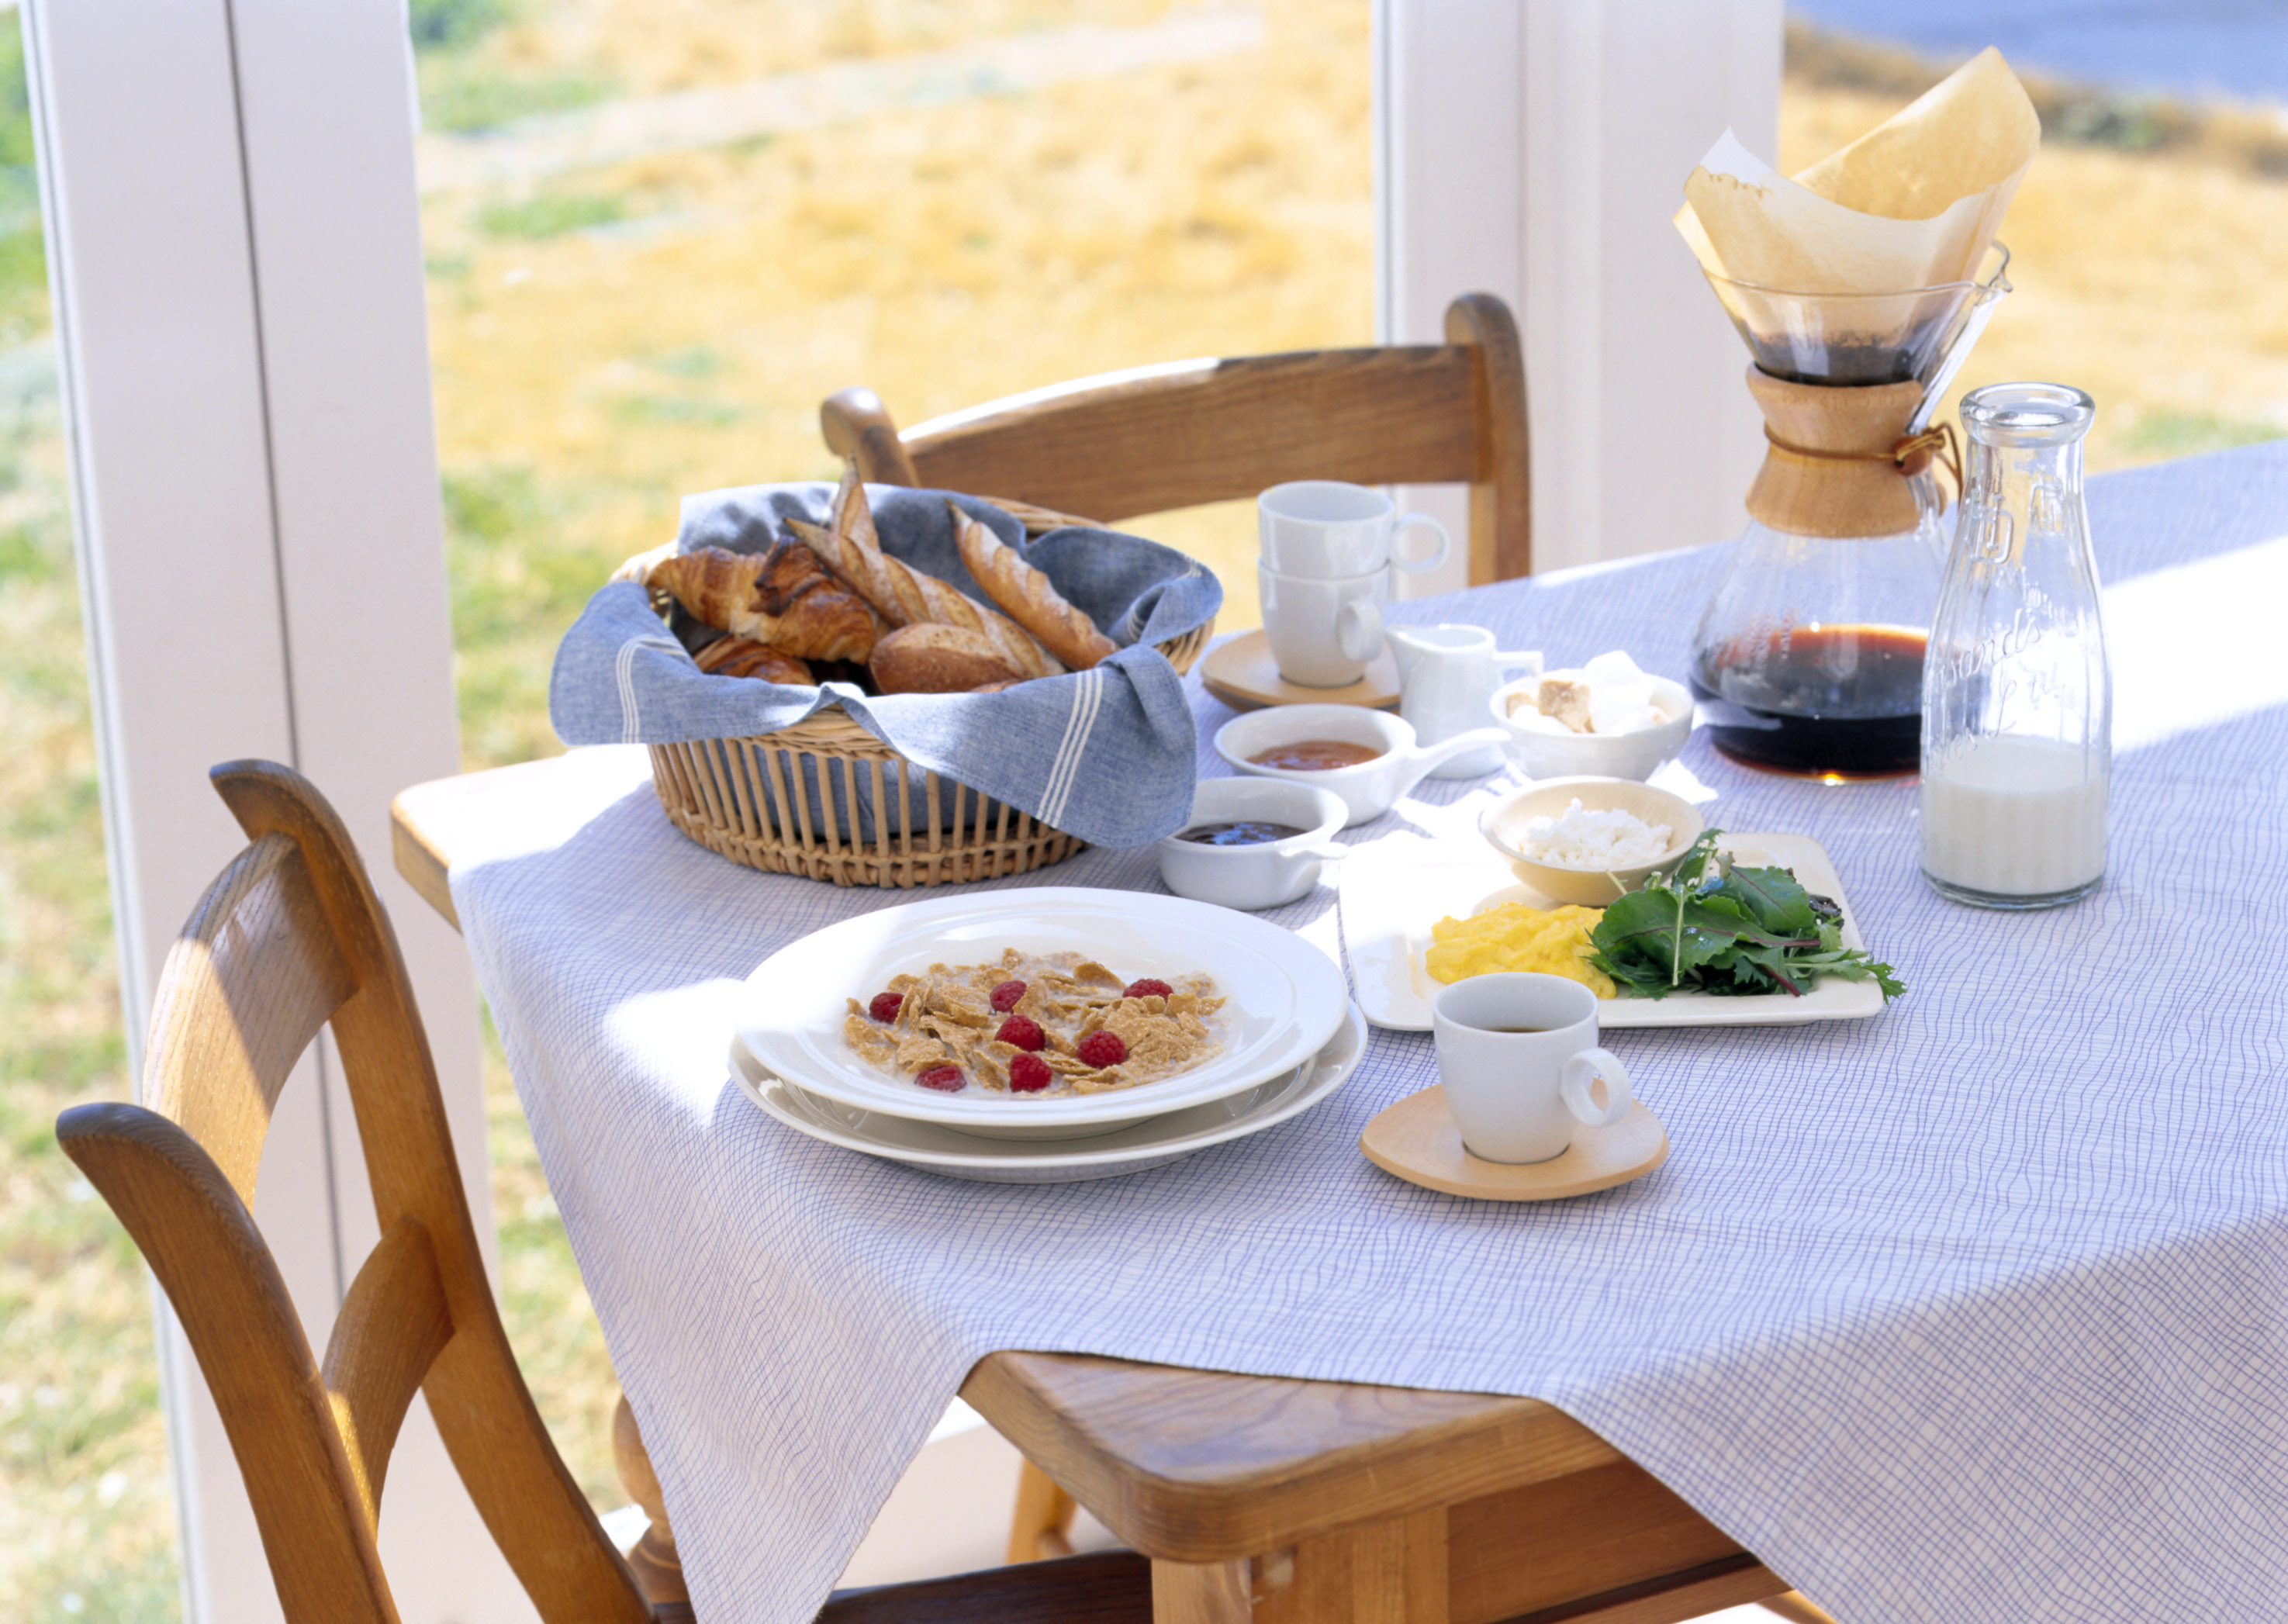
820,1550,1150,1623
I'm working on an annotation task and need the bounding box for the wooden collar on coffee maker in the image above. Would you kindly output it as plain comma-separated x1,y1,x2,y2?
1743,368,1955,539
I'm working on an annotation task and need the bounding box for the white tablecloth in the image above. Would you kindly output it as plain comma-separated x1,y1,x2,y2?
452,444,2288,1623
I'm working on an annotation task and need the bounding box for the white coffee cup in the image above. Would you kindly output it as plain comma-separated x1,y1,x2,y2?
1259,563,1389,688
1431,973,1633,1164
1258,480,1451,579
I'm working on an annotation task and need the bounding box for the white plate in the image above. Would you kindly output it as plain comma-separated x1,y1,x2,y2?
733,887,1351,1138
733,1004,1369,1182
1342,831,1887,1031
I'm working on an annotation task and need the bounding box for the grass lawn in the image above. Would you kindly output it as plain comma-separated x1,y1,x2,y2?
2,9,2283,1619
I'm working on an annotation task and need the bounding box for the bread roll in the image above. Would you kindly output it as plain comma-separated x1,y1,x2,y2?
951,506,1118,670
869,623,1022,695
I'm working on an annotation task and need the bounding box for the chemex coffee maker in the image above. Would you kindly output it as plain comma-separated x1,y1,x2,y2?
1687,244,2012,779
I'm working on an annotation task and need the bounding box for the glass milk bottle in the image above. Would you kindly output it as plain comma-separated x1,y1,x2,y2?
1920,383,2110,907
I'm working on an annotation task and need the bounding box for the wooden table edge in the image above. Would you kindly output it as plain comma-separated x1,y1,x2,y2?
961,1350,1626,1564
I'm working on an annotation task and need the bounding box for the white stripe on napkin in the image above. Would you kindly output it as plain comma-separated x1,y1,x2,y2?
1037,665,1104,826
617,637,680,745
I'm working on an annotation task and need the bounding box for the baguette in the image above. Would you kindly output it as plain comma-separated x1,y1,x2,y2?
788,480,1062,679
951,505,1118,670
868,623,1021,694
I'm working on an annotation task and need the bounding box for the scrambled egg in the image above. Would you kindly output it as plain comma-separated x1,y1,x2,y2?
1424,902,1616,998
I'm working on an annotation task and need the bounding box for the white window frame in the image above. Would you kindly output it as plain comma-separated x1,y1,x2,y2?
1378,0,1782,593
22,2,519,1619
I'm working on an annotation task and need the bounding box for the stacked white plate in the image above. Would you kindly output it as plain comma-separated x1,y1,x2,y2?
729,887,1363,1182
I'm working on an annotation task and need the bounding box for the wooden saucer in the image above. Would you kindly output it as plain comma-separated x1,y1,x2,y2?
1201,628,1401,712
1360,1086,1668,1201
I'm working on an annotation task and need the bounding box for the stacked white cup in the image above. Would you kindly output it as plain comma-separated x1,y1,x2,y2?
1256,482,1451,687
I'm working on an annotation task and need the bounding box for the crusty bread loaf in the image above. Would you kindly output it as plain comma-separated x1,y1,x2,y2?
868,623,1022,695
950,506,1118,671
693,635,813,686
787,480,1063,679
646,541,883,662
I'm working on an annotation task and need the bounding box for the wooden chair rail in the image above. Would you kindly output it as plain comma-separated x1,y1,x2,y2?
883,347,1484,523
823,290,1531,582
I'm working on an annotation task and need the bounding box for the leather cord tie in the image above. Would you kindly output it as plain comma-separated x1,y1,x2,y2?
1764,420,1961,496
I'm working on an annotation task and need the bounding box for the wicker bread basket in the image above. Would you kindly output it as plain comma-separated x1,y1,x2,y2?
641,497,1215,888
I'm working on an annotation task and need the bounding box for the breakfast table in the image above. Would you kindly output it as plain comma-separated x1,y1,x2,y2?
392,441,2288,1624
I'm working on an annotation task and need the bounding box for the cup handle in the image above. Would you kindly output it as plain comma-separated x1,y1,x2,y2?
1336,596,1384,662
1560,1049,1633,1128
1389,513,1452,575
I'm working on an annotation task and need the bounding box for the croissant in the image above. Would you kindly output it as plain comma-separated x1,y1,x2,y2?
647,541,882,662
951,506,1118,670
789,464,1063,679
693,635,813,686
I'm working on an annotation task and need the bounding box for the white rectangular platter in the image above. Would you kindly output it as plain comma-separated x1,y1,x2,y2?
1340,831,1888,1031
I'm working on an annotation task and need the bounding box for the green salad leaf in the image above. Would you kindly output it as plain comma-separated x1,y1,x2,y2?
1587,830,1905,1001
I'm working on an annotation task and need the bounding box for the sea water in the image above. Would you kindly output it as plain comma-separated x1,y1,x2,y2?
1920,734,2108,904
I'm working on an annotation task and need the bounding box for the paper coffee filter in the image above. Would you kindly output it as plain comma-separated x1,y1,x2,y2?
1677,47,2040,295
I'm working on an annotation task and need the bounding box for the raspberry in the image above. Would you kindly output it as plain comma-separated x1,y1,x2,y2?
868,991,903,1023
990,980,1027,1012
915,1064,965,1092
1077,1030,1128,1069
1008,1052,1052,1093
995,1014,1046,1052
1124,978,1173,1000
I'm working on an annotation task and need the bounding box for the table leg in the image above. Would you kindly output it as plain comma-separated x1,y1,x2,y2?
1152,1507,1450,1624
613,1394,688,1605
1150,1557,1253,1624
1265,1506,1448,1624
1007,1460,1079,1561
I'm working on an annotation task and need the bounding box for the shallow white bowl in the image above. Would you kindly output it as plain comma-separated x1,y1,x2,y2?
1488,671,1694,782
1213,705,1509,828
734,887,1350,1137
1157,779,1348,911
1478,777,1703,907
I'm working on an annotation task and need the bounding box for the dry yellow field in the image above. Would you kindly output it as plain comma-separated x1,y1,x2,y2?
424,0,1375,763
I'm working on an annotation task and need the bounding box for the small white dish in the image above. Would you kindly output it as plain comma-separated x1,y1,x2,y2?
1213,705,1511,828
1488,671,1693,782
732,887,1350,1139
1339,831,1886,1031
734,1003,1369,1183
1157,779,1349,911
1478,778,1703,907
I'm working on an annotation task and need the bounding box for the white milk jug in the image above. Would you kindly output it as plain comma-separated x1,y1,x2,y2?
1388,624,1542,779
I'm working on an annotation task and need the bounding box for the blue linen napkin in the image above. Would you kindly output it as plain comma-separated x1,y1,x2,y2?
549,482,1222,848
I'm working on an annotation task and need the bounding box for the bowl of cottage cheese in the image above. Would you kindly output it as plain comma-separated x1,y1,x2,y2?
1478,777,1703,905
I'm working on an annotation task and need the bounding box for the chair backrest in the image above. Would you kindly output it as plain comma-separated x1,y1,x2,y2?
822,292,1531,583
56,761,652,1624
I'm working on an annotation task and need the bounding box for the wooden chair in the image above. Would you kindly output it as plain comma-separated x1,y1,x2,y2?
55,760,1148,1623
823,292,1532,584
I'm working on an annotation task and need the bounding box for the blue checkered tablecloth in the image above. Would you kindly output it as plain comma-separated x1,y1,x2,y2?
451,444,2288,1623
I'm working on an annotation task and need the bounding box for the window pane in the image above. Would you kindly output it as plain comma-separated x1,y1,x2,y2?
419,0,1374,768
